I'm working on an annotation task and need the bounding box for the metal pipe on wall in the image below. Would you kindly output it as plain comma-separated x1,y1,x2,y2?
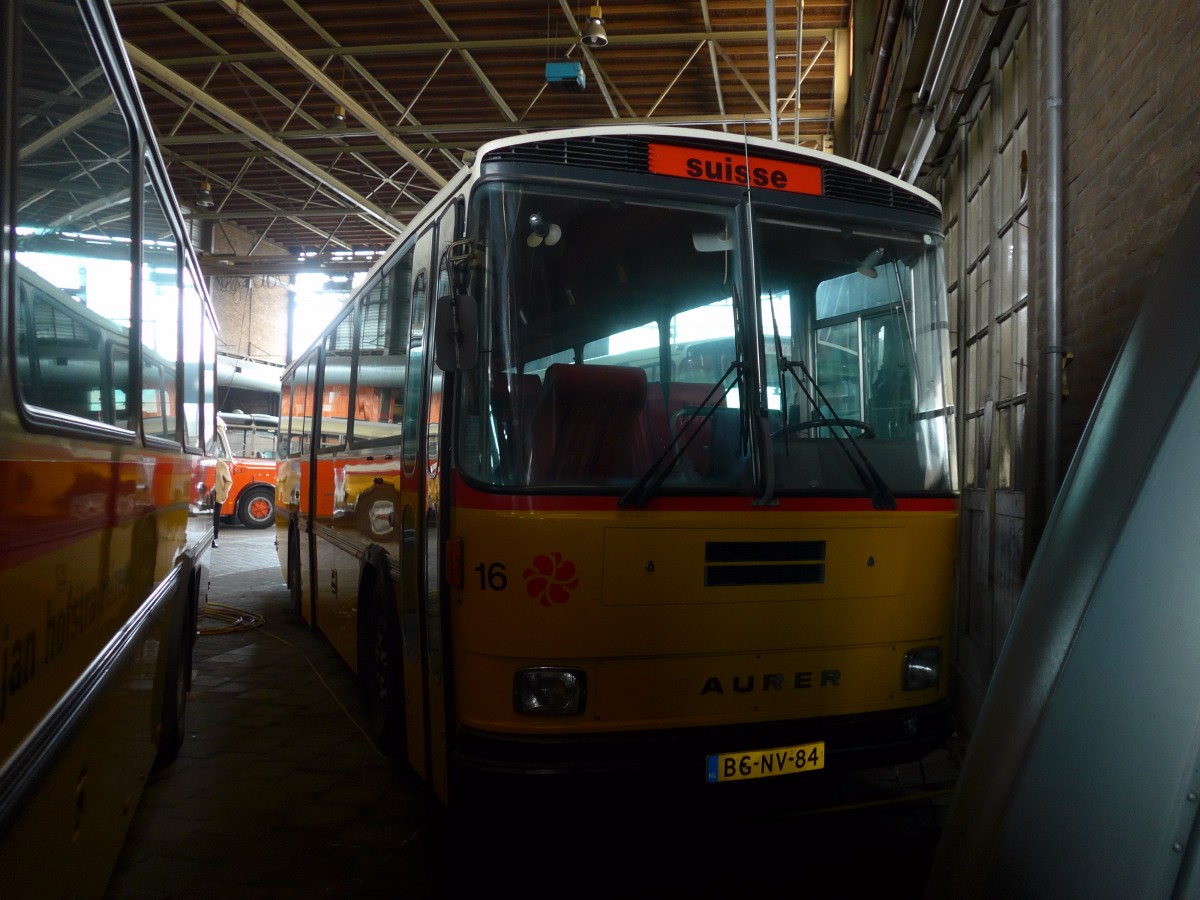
767,0,779,140
853,0,903,164
1045,0,1064,500
900,0,981,183
793,0,803,144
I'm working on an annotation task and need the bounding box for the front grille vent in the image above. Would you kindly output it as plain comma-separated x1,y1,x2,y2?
483,135,650,174
823,168,936,216
704,540,826,587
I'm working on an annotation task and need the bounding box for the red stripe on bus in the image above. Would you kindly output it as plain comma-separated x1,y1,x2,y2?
450,476,956,514
0,458,191,572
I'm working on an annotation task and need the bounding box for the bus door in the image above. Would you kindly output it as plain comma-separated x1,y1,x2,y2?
420,204,459,801
399,228,435,782
288,352,319,624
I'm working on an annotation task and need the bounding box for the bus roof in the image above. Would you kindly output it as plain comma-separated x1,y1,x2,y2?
471,124,942,212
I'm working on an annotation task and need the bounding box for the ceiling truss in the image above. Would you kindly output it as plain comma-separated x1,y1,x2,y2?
108,1,856,273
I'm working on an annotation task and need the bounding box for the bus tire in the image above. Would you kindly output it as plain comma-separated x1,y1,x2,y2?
237,486,275,529
288,526,303,619
362,578,405,757
152,614,190,772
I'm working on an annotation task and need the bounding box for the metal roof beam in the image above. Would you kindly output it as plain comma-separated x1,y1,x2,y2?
158,30,840,67
156,111,833,144
646,42,707,118
153,8,430,208
711,44,773,117
18,94,116,161
419,0,519,124
553,0,628,119
198,256,372,277
210,0,446,188
701,0,728,132
141,79,363,237
188,205,422,221
175,159,361,251
125,43,405,236
280,0,464,172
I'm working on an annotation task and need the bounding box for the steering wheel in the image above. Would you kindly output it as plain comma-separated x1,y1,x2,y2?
772,417,876,439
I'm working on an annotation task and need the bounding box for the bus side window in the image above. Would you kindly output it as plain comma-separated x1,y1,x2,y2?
403,266,430,468
16,281,105,420
14,9,135,430
295,353,318,460
319,312,354,450
141,162,180,443
353,253,411,447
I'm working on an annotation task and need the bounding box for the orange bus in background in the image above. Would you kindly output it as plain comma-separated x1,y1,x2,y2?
0,1,216,895
197,412,279,529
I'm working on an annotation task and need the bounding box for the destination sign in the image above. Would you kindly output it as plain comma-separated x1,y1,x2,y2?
648,143,822,195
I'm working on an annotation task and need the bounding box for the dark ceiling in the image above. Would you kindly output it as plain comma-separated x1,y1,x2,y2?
109,1,862,273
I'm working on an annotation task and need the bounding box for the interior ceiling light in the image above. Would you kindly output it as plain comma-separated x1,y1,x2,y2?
581,3,608,48
331,103,347,123
857,247,885,278
526,212,561,247
196,181,215,210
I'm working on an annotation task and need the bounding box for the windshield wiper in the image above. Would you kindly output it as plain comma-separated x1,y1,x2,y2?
775,354,896,510
619,361,744,509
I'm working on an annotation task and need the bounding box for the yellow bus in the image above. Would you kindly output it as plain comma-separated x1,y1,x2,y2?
279,126,958,804
0,0,216,894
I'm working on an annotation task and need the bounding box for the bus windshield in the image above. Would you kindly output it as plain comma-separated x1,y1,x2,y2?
456,180,955,499
757,214,956,498
211,413,280,460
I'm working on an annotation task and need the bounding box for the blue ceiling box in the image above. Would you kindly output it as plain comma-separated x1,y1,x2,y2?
545,61,585,91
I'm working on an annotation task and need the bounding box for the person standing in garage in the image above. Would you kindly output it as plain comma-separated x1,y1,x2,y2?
212,417,233,548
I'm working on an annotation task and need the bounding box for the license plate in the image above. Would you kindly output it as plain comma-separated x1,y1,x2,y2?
706,741,825,783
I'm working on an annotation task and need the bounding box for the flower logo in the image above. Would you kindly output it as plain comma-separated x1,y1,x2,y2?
523,552,579,607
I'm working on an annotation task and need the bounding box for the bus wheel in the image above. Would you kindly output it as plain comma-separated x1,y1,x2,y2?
363,582,405,757
288,530,303,619
152,619,189,771
237,486,275,529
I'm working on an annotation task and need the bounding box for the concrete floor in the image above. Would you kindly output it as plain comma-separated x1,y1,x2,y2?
105,523,961,899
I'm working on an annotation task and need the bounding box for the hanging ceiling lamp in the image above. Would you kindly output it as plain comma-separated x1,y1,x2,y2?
581,4,608,48
196,181,215,210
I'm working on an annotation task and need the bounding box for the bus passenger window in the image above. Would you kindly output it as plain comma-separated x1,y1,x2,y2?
403,269,429,467
353,254,410,447
16,281,106,420
15,11,134,429
141,167,180,442
182,269,205,449
320,313,354,450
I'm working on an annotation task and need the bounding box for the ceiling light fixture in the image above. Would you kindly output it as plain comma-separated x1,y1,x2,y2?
196,181,215,210
526,212,562,247
331,103,347,124
581,3,608,48
857,247,885,278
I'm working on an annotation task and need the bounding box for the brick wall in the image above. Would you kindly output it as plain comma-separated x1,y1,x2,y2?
208,222,290,365
1055,0,1200,464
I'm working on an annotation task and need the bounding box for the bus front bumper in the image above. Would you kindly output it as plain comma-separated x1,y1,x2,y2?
452,698,952,785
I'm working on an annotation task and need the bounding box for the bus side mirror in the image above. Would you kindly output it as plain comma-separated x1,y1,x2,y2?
434,294,478,371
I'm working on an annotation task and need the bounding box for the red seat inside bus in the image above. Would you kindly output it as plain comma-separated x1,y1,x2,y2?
644,381,725,477
492,372,542,451
527,364,651,483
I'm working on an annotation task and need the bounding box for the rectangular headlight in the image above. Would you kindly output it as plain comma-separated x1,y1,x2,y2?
514,667,586,715
902,646,941,691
